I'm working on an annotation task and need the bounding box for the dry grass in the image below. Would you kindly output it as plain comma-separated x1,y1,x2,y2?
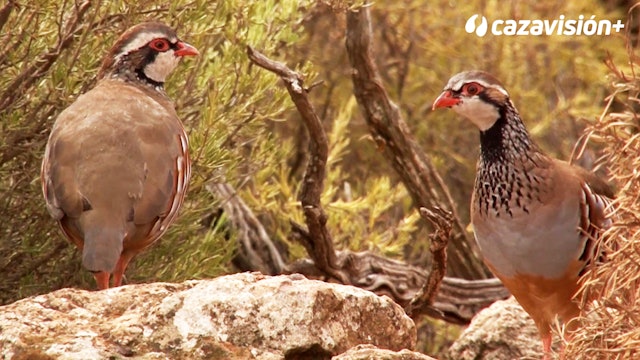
565,43,640,359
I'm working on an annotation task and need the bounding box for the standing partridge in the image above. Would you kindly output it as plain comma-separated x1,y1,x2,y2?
432,71,613,359
41,22,198,290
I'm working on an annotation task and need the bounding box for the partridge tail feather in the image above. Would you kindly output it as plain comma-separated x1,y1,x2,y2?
82,226,124,273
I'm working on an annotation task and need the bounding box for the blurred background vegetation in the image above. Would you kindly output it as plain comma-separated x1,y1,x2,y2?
0,0,634,356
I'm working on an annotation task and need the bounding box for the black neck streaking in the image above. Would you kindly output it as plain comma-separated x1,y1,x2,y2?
474,102,549,217
104,49,165,90
478,103,535,165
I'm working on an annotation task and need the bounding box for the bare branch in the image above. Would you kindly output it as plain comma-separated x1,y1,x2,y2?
244,44,508,324
405,207,451,318
0,0,15,36
247,46,347,283
344,5,489,279
0,0,92,113
287,249,509,324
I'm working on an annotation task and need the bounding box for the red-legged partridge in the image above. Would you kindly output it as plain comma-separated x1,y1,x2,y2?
432,71,613,359
41,22,198,290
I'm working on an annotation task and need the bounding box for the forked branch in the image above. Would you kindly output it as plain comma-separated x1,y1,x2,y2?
245,46,509,323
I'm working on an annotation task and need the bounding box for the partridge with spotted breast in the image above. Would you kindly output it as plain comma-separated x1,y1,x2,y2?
41,22,198,290
432,71,613,359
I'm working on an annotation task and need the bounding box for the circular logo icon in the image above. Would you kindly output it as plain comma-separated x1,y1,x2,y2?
465,14,488,37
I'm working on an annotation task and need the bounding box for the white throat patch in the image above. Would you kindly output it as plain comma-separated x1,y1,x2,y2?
143,51,181,83
452,96,500,131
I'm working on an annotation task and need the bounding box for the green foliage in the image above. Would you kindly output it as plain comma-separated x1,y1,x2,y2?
243,95,422,260
297,1,628,259
410,1,626,216
139,0,313,283
0,0,633,356
0,0,630,324
0,0,312,301
324,98,420,255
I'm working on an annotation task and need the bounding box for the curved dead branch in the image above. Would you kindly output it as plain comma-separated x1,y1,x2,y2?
247,46,347,283
237,46,510,323
344,4,490,280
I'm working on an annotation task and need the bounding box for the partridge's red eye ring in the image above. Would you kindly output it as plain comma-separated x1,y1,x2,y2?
465,83,479,95
150,39,170,52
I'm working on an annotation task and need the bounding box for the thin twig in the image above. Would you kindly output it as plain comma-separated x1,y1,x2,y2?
405,206,452,318
0,0,92,113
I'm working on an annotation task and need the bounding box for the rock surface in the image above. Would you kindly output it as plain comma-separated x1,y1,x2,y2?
332,344,437,360
445,297,543,360
0,273,417,359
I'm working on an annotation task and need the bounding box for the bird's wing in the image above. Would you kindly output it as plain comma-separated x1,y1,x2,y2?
559,161,614,275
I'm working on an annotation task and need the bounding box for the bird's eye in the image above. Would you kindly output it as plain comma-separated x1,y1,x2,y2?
149,39,170,52
463,83,481,96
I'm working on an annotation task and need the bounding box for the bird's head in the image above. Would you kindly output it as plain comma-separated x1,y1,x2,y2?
99,22,199,86
432,71,511,131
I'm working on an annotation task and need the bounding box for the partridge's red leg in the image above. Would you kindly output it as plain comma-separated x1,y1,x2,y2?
93,271,110,290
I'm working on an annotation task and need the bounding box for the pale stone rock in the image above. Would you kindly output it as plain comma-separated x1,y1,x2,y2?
445,297,544,360
0,273,416,359
333,344,438,359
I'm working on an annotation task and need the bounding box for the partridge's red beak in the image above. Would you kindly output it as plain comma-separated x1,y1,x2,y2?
175,41,199,57
432,90,460,110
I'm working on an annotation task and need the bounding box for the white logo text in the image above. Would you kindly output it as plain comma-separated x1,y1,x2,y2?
465,15,624,37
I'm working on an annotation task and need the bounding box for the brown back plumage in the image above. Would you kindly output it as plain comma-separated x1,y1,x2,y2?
433,70,614,359
41,22,196,289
